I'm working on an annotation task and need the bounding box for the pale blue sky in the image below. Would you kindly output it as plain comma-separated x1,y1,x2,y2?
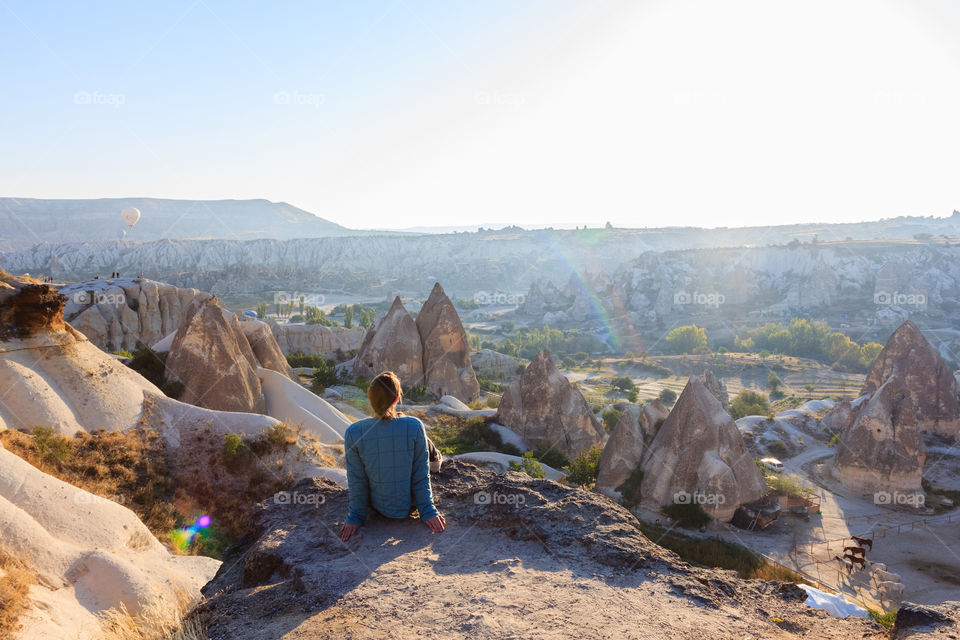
1,0,958,230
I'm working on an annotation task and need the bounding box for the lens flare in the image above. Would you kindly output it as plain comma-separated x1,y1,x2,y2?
170,515,213,552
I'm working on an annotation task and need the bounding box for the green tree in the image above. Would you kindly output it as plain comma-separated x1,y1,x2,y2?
602,408,623,432
729,390,771,419
767,371,782,392
357,307,376,329
255,302,269,319
344,305,354,329
860,342,883,368
659,388,677,406
564,446,603,487
664,325,708,355
509,451,546,479
309,359,342,393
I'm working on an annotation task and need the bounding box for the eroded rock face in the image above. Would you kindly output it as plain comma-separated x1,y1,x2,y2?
270,323,366,360
0,276,159,434
596,405,645,492
165,298,265,413
353,297,425,387
0,274,279,440
835,375,926,503
415,283,480,401
59,278,211,353
641,376,766,521
237,320,297,381
698,369,729,410
495,350,605,460
0,277,67,339
819,399,856,434
596,400,670,493
860,320,959,437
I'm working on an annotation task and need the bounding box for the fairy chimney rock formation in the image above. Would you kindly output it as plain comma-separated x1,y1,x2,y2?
859,320,958,437
834,375,927,504
596,400,670,494
415,282,480,401
640,376,766,521
495,349,606,460
353,297,425,387
165,298,265,413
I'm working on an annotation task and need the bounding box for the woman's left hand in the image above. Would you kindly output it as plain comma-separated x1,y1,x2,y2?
341,523,360,541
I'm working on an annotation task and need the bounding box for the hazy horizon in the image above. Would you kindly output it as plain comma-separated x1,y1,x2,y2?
3,194,958,234
2,0,958,231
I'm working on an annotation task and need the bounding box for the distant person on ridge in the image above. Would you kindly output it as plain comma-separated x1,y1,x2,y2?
340,371,446,542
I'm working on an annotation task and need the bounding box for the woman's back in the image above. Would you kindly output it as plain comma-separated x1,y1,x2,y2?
344,415,439,523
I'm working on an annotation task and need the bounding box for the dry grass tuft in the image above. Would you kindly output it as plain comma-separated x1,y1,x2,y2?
0,551,36,640
0,427,177,535
99,592,207,640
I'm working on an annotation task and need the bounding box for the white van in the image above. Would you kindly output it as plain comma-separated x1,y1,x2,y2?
760,457,784,471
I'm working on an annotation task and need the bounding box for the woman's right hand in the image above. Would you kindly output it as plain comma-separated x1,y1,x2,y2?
425,514,446,533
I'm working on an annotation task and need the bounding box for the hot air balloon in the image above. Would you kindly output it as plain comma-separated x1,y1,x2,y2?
121,207,141,229
117,229,127,239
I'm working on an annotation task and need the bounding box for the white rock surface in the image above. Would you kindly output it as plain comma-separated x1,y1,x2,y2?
60,278,211,353
0,441,220,640
452,451,565,481
487,422,529,452
256,367,350,444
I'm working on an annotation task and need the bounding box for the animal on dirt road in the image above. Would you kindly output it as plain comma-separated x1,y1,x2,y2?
851,536,873,551
843,546,865,557
843,553,866,568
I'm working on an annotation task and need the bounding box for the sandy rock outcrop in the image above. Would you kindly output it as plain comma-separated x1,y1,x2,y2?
0,278,160,434
270,322,366,359
164,297,302,414
495,350,605,460
819,399,857,434
860,320,959,437
834,375,927,503
640,376,766,521
353,297,425,386
195,460,879,640
596,400,670,494
59,278,211,353
415,283,480,401
165,298,266,413
256,367,352,444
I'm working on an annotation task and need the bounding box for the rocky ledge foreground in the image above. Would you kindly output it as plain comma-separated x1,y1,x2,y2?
193,460,954,640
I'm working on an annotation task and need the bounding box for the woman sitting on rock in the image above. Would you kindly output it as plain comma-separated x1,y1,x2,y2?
340,371,446,541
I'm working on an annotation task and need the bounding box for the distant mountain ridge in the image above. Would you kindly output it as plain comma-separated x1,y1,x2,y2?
0,197,373,250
